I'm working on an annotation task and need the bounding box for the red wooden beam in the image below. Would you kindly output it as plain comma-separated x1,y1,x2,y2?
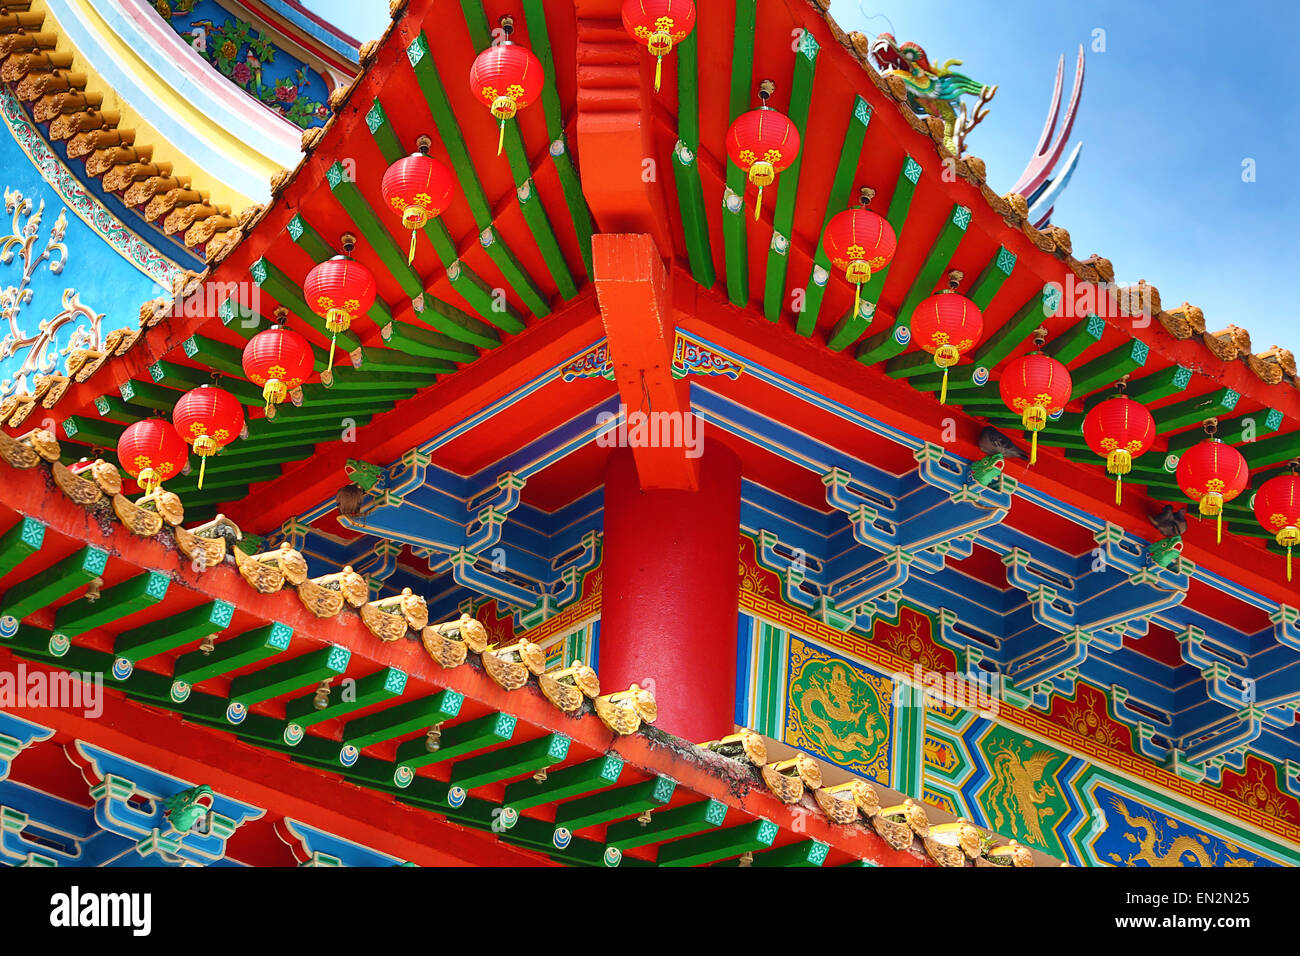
574,3,676,253
593,233,698,491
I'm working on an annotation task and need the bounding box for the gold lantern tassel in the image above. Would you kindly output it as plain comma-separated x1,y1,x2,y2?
1115,473,1122,506
655,55,664,93
1217,512,1223,544
408,229,418,265
939,367,950,405
1030,429,1039,466
328,334,338,375
853,283,862,327
497,119,506,157
198,455,207,490
1288,545,1293,582
754,186,764,222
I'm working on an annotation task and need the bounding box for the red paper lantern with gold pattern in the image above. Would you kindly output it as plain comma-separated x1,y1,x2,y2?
909,272,983,404
381,150,456,264
999,351,1072,465
241,325,314,418
1254,467,1300,580
726,97,800,222
1082,395,1154,505
117,418,188,495
172,384,244,490
822,189,896,325
303,255,377,372
621,0,696,93
468,25,544,156
1177,439,1249,544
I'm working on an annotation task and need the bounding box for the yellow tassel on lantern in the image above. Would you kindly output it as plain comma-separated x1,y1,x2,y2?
655,55,664,92
408,230,418,265
1107,449,1133,506
934,344,960,405
1281,528,1300,582
497,119,506,156
1021,406,1048,466
1198,492,1225,544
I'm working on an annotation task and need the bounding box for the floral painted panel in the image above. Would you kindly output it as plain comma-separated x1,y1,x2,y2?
153,0,332,128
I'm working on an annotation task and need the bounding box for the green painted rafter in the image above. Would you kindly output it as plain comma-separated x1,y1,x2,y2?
762,30,818,323
363,99,516,340
672,30,716,288
856,202,972,365
885,244,1017,378
824,153,919,347
721,0,757,307
406,32,550,318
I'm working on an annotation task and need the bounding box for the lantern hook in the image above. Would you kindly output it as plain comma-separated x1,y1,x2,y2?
758,79,775,107
415,135,432,155
858,185,876,207
1031,325,1047,349
499,15,514,40
1203,417,1219,438
340,232,358,255
945,269,963,292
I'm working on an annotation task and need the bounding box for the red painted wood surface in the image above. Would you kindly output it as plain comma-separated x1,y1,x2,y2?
598,443,740,742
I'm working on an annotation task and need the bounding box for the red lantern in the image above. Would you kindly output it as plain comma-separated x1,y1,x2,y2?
468,24,544,157
1177,439,1248,544
822,188,896,324
725,95,800,221
910,271,983,404
1254,466,1300,580
173,384,245,490
1082,395,1154,505
999,349,1072,465
621,0,696,93
117,418,188,495
381,149,456,265
302,255,377,373
242,325,314,418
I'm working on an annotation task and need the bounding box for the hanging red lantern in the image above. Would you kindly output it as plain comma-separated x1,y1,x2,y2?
1082,394,1154,505
117,418,188,496
172,384,245,490
468,18,544,157
822,187,896,324
620,0,696,93
242,325,314,418
910,270,983,404
303,253,377,373
381,144,456,265
725,83,800,221
1254,465,1300,581
998,334,1072,465
1177,438,1248,544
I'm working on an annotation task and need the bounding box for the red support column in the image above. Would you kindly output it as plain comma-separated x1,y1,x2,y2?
599,443,741,743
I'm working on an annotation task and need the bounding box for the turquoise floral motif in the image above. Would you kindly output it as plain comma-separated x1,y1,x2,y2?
154,1,331,129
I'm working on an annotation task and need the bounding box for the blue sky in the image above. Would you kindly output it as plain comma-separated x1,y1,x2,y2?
309,0,1299,352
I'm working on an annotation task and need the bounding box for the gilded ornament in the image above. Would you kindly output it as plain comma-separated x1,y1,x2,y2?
174,523,227,569
814,784,860,824
111,493,163,536
0,430,39,468
52,460,101,505
700,730,767,766
234,545,286,593
539,659,600,714
298,576,345,618
594,683,655,735
420,623,468,668
761,762,804,804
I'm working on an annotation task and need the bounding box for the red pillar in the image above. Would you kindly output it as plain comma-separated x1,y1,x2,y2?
599,443,741,742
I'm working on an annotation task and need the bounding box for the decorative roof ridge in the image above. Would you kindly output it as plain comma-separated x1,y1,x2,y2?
808,1,1300,406
0,5,244,258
